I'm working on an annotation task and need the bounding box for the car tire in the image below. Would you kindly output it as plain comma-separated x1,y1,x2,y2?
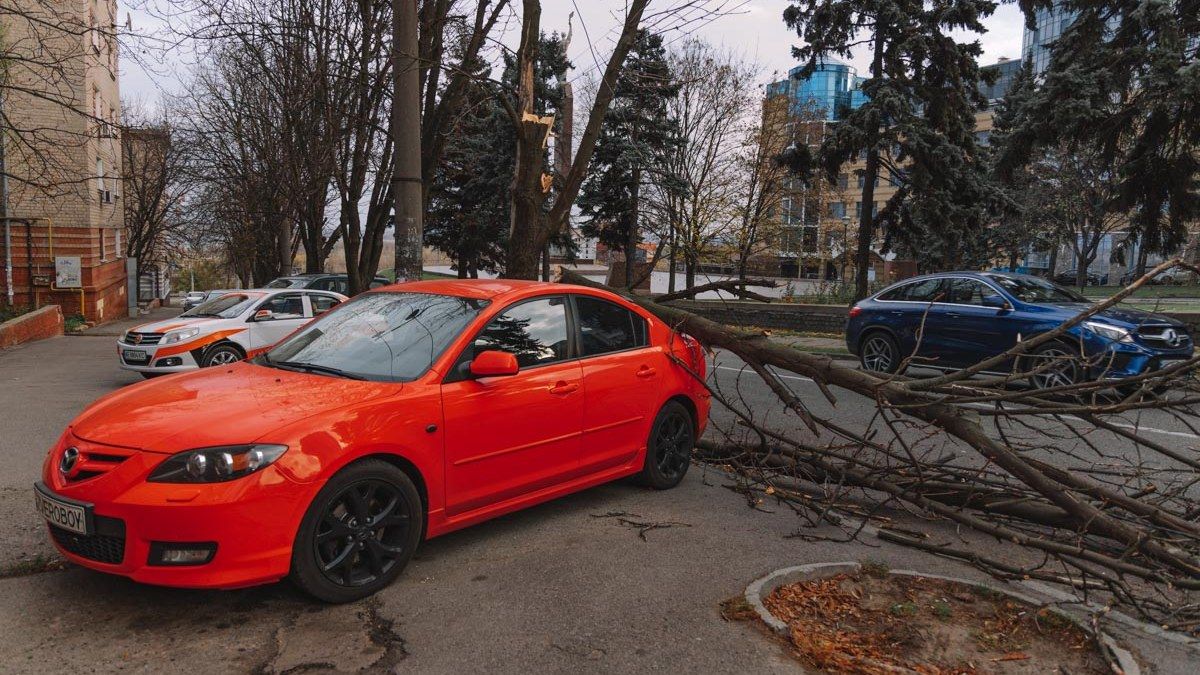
289,459,423,603
1026,342,1082,390
635,400,695,490
859,331,903,375
201,342,244,367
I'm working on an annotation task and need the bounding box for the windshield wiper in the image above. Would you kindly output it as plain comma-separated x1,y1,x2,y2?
183,312,221,318
273,360,367,380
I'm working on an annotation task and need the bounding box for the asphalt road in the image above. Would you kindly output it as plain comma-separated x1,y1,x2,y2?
0,310,1197,673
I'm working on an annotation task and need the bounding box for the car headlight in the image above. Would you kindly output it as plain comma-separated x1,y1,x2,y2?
148,444,288,483
161,326,202,345
1083,321,1133,343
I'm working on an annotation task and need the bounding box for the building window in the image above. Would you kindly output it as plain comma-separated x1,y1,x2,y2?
96,158,105,192
827,202,846,219
801,226,818,253
837,173,849,189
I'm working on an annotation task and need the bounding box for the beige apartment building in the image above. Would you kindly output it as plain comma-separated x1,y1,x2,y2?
1,0,126,323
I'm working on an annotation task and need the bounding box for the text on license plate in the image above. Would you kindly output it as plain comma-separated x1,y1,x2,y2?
35,489,89,534
123,349,148,363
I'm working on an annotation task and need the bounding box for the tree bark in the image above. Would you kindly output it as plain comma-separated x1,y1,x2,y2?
392,0,424,282
853,33,886,302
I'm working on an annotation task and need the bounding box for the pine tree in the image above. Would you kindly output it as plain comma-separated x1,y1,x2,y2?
425,34,571,277
781,0,1001,298
1001,0,1200,266
578,30,681,287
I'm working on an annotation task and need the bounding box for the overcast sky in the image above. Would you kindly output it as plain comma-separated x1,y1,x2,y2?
120,1,1029,108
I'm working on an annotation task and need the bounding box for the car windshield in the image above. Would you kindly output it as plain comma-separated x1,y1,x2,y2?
181,293,259,318
262,292,488,381
266,278,305,289
985,275,1087,304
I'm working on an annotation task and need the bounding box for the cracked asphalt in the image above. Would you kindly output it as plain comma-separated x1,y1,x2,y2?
1,306,1197,673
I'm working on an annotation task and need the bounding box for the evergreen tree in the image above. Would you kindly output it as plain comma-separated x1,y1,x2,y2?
986,60,1059,271
781,0,1001,298
425,34,572,277
578,30,681,286
1002,0,1200,262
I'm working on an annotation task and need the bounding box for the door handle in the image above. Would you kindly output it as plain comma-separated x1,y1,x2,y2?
549,381,579,395
636,366,657,378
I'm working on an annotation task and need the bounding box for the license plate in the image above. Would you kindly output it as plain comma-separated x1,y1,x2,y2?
34,483,91,535
123,349,148,363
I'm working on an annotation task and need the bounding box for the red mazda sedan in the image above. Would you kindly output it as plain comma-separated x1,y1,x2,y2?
35,280,709,602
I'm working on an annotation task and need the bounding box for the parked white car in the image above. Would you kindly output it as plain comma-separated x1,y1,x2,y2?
117,288,348,377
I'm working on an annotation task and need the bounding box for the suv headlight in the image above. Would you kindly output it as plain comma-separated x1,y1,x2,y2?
148,444,288,483
1083,321,1133,343
161,326,202,345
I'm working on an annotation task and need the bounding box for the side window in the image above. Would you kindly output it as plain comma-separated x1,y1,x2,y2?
945,279,988,305
576,295,647,356
900,279,946,303
472,297,570,368
260,294,305,320
876,283,913,302
309,294,341,316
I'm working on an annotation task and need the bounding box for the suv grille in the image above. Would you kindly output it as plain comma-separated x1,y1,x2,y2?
122,331,164,346
49,515,125,565
1136,325,1191,349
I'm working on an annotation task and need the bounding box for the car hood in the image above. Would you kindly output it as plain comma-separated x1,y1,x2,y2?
1044,303,1184,328
71,362,399,453
126,315,225,335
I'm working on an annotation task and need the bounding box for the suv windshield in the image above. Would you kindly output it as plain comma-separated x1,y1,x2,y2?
985,275,1087,304
262,292,488,381
181,293,259,318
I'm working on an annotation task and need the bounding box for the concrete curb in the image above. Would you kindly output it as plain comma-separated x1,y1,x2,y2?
744,561,1141,675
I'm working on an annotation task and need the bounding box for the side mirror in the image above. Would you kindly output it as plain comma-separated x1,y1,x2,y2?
982,295,1012,311
253,309,274,321
469,350,519,378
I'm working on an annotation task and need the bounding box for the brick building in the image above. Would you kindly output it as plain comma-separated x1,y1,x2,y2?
1,0,127,324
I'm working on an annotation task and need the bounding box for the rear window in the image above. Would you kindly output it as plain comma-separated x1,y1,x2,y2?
576,295,648,356
877,279,945,303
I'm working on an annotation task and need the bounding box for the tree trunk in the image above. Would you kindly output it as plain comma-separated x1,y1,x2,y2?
1047,245,1059,279
392,0,424,283
853,34,886,303
667,221,677,294
625,165,641,288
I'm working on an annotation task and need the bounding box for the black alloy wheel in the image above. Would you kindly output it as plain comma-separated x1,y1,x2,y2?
636,401,694,490
290,460,422,603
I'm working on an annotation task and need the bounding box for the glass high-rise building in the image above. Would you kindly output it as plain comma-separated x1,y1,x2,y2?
1021,5,1076,75
765,59,866,122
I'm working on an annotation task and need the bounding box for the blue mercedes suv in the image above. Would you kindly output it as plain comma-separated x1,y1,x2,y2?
845,272,1193,389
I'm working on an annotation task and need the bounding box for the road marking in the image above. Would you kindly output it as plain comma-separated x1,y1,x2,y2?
713,364,1200,441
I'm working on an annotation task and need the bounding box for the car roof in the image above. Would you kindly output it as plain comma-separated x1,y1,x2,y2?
372,278,596,301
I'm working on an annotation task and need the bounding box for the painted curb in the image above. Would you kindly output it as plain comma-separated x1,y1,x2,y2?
744,562,1141,675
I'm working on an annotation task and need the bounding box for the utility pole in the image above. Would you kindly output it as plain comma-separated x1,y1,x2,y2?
391,0,424,283
1,84,12,308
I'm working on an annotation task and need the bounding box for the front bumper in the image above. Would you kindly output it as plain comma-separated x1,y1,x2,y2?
40,437,313,589
1088,342,1194,380
116,340,201,373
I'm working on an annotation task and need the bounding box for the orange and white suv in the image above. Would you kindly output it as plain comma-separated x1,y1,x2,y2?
117,288,347,377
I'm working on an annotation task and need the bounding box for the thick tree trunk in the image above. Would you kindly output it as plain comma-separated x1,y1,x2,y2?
853,34,886,303
667,222,677,294
625,165,641,288
392,0,424,283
